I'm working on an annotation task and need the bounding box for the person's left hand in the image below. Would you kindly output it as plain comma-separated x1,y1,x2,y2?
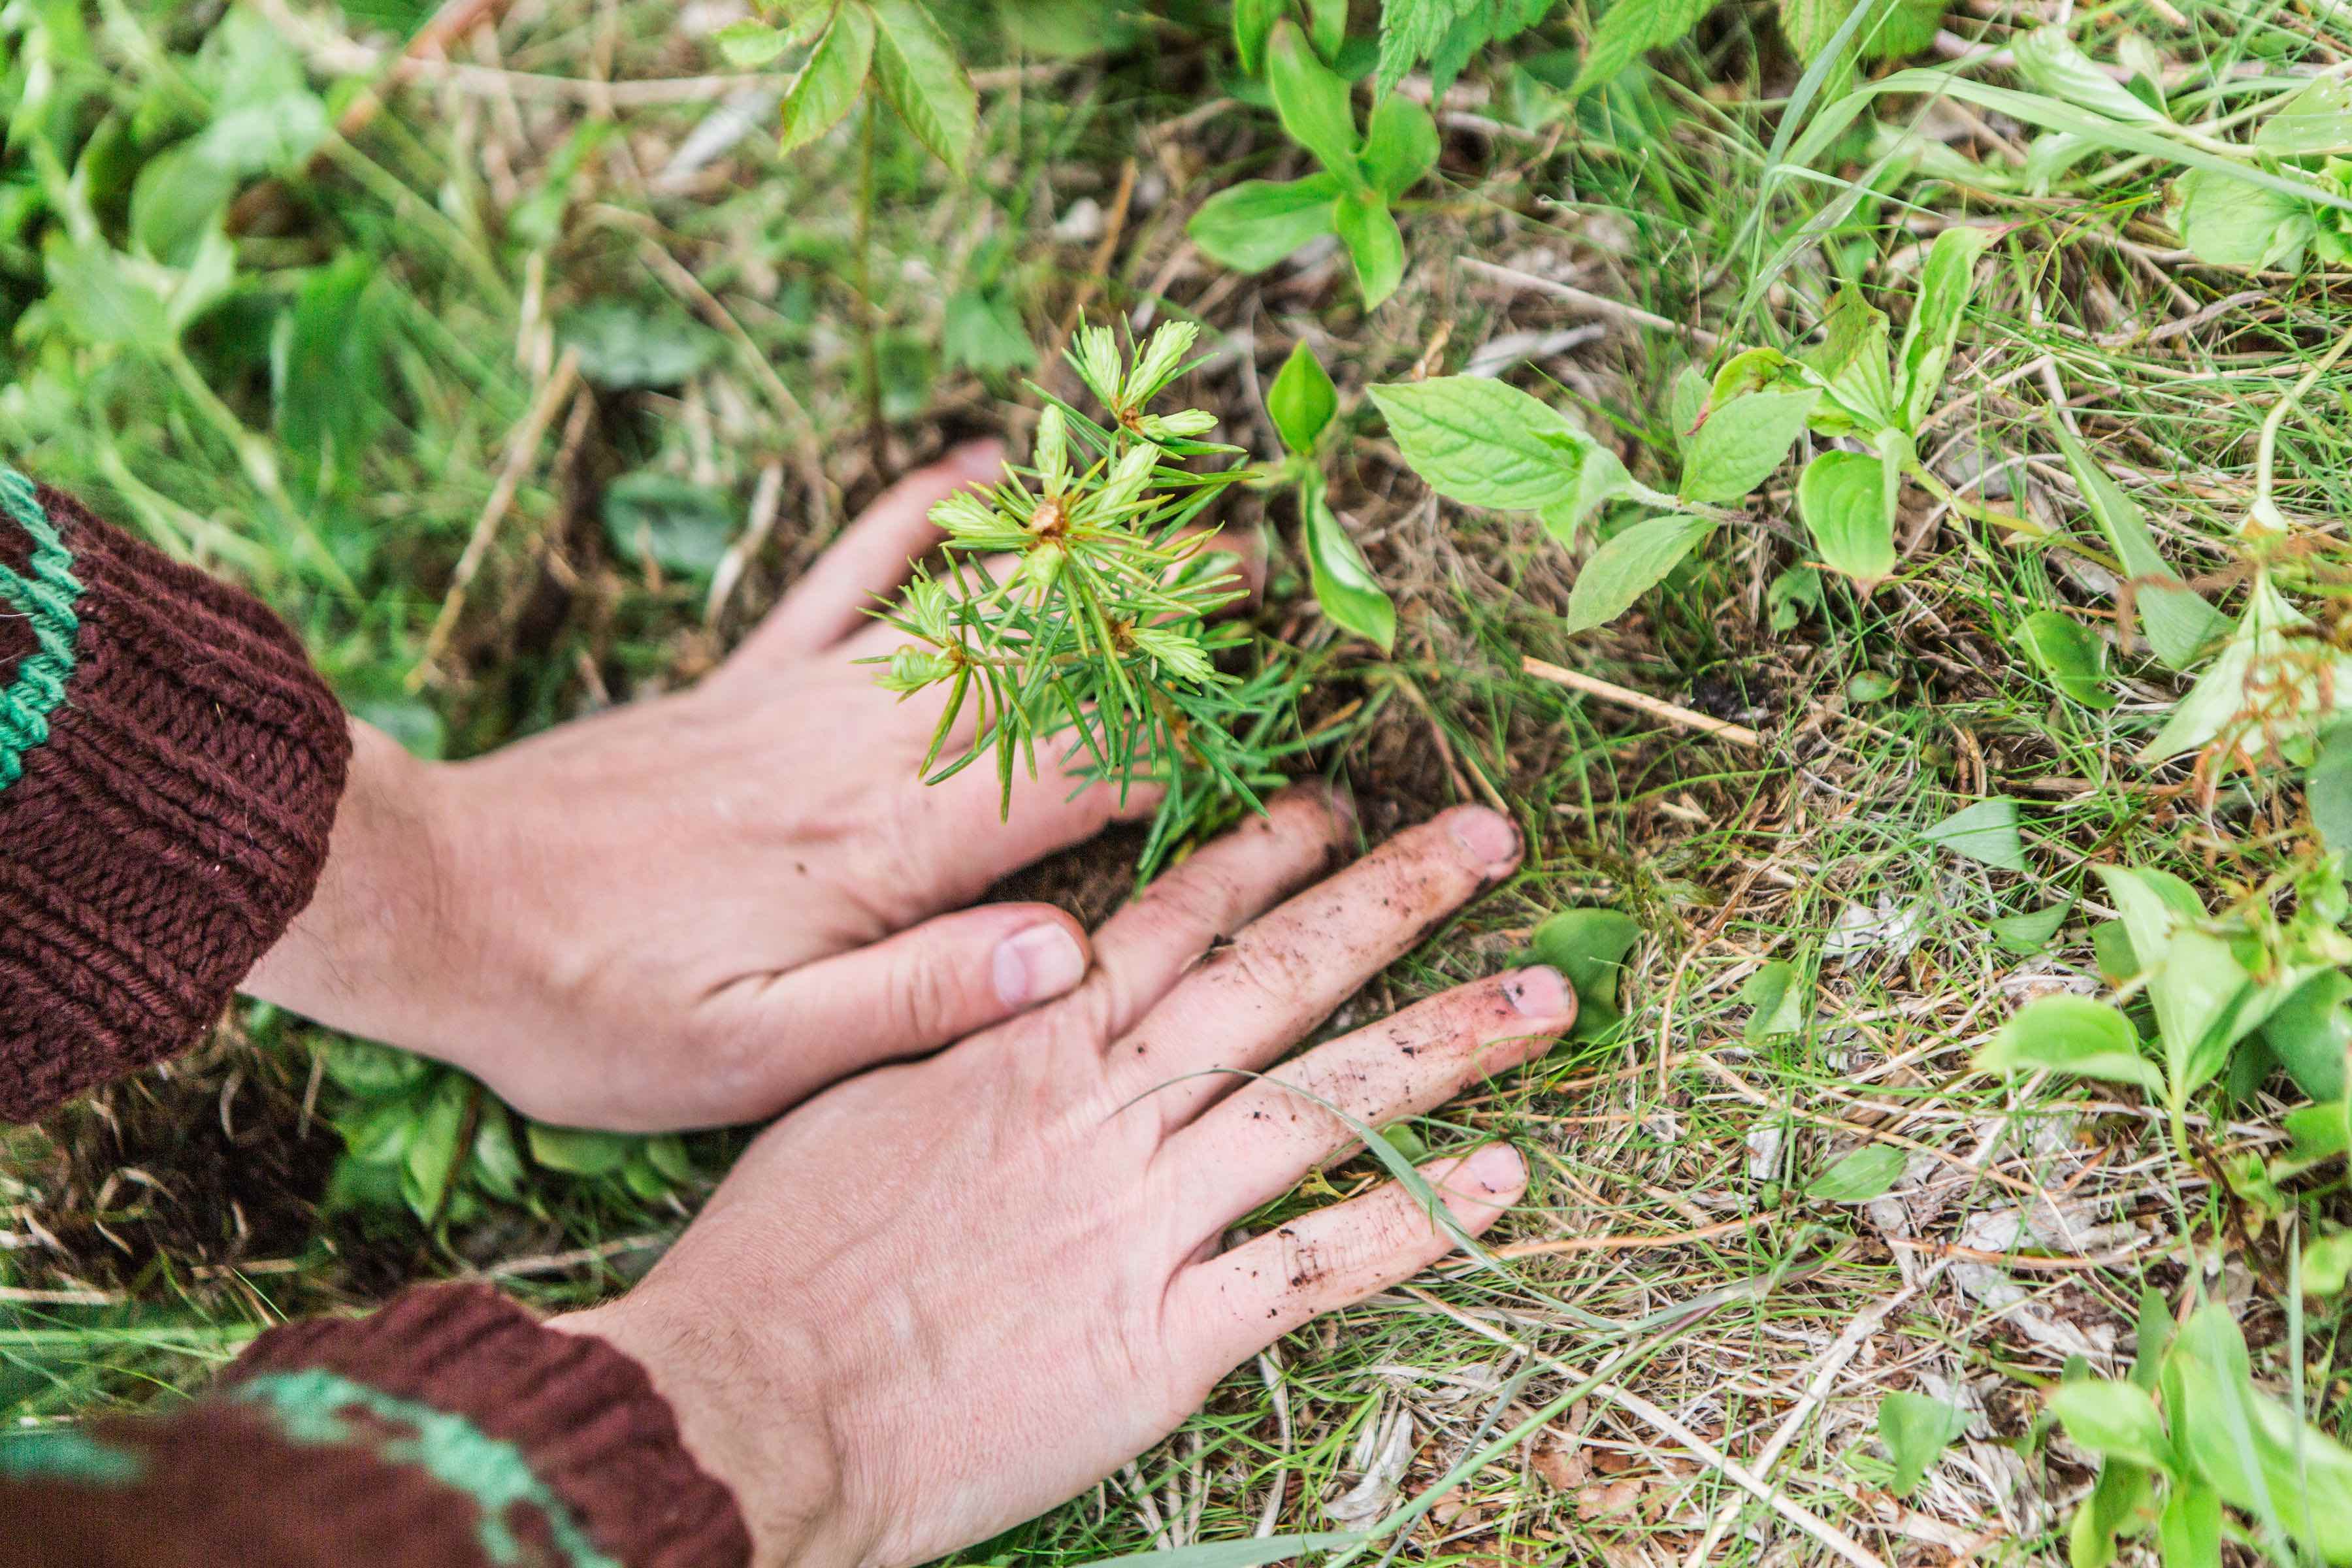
246,444,1194,1130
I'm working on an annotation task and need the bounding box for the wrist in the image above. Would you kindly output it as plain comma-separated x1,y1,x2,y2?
242,719,466,1044
553,1290,857,1568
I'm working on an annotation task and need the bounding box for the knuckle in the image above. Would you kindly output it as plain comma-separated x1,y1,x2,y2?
1215,933,1322,1009
888,949,966,1043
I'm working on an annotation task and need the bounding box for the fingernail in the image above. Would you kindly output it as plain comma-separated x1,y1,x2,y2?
993,923,1086,1007
1459,1142,1526,1194
1504,965,1572,1018
1446,807,1520,872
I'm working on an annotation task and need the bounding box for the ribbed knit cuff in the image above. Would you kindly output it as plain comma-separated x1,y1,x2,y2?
0,470,351,1120
221,1285,753,1568
0,1286,752,1568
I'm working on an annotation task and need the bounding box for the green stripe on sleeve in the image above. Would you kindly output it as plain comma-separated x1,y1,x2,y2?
0,466,85,791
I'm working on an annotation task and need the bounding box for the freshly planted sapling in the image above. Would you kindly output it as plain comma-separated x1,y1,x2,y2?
872,322,1303,875
1189,21,1440,307
1263,341,1396,649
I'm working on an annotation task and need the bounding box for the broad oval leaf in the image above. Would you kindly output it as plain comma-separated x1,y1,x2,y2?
1809,1143,1906,1203
779,3,876,156
1678,387,1817,504
604,472,737,577
2259,970,2352,1102
2049,1381,2177,1475
2012,610,2116,709
1367,376,1593,512
871,0,977,173
1362,93,1439,199
1267,341,1339,456
1976,994,2161,1094
1187,174,1344,272
1795,449,1897,587
1529,906,1639,1037
1878,1391,1974,1497
1563,513,1712,634
2177,167,2313,270
1921,796,2028,872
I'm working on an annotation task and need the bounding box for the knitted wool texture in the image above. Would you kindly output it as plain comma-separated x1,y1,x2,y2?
0,475,351,1120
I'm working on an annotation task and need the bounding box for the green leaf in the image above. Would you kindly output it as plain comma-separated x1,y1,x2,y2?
603,473,737,578
2157,1481,2221,1568
2314,723,2352,857
1878,1391,1972,1496
1368,376,1593,512
2176,167,2314,270
526,1122,637,1177
1563,513,1712,634
273,253,392,498
1187,174,1344,271
1895,225,1994,425
42,236,173,350
1267,20,1363,180
1233,0,1281,73
1779,0,1941,63
1303,482,1396,651
1767,564,1823,632
1333,189,1406,306
870,0,977,173
400,1073,472,1222
1304,0,1348,59
1528,907,1640,1037
2049,1381,2176,1474
468,1102,526,1202
1810,1143,1906,1203
320,1038,435,1098
779,3,876,156
1737,959,1808,1041
1804,286,1896,431
2070,1458,2158,1568
1267,342,1339,456
1362,94,1440,199
1678,387,1816,503
2259,971,2351,1102
1667,364,1708,455
1989,902,2069,955
713,19,791,66
2308,1229,2352,1297
1976,995,2162,1094
2257,77,2352,156
1570,0,1714,94
559,302,725,389
2164,1305,2352,1561
2047,421,2226,670
1535,444,1631,549
942,287,1036,376
2013,27,2170,126
1795,449,1897,587
127,140,240,266
2012,610,2116,709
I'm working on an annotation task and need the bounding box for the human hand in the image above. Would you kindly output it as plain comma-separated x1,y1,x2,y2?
557,793,1573,1567
246,443,1179,1130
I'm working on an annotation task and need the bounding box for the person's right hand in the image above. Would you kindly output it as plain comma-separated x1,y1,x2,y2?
557,792,1573,1568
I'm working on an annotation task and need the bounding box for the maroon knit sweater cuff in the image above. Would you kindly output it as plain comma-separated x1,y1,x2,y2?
221,1284,755,1567
0,479,351,1121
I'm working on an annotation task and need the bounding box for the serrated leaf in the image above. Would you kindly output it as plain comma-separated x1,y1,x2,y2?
1896,225,1993,425
713,18,791,67
1978,995,2161,1093
1334,189,1405,306
1570,0,1713,94
2013,27,2170,126
1268,20,1363,180
1878,1391,1972,1495
1678,387,1816,503
1795,449,1896,587
1921,796,2027,872
1368,376,1592,511
1267,341,1339,455
1810,1143,1906,1203
1187,174,1344,271
1362,93,1439,199
780,4,875,156
1779,0,1940,64
871,0,976,172
1303,482,1396,650
2047,421,2225,670
1563,513,1713,634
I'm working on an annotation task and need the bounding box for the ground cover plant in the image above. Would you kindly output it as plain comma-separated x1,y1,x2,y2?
14,0,2352,1561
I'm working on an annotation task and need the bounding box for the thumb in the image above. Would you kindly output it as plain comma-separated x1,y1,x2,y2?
721,905,1092,1097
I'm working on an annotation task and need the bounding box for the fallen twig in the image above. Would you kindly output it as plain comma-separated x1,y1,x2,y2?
1522,656,1764,749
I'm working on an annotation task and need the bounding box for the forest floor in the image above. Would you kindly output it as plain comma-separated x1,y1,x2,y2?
6,1,2349,1563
